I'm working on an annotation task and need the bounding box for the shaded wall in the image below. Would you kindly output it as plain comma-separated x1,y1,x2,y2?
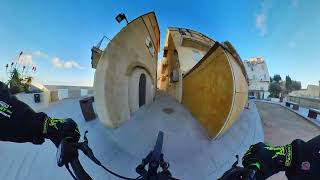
157,33,182,102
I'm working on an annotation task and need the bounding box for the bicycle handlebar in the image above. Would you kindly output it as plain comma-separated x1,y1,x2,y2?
58,131,177,180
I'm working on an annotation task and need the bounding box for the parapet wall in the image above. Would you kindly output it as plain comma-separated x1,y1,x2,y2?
15,92,51,112
288,96,320,110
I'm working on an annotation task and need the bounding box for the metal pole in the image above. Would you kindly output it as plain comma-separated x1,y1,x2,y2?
318,81,320,97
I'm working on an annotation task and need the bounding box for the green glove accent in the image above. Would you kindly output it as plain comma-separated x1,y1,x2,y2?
43,117,65,134
242,142,293,179
249,162,261,170
264,144,292,167
42,117,80,146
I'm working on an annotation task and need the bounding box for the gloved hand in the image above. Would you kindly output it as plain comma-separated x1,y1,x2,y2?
242,142,293,180
42,117,80,147
218,166,256,180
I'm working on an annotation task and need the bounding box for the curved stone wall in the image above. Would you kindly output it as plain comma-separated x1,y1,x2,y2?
182,44,249,138
94,12,160,128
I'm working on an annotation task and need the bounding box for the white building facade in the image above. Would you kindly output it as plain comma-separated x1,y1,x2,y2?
243,57,270,99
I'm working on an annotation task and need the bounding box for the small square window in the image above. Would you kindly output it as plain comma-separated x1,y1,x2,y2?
163,49,168,57
192,50,202,62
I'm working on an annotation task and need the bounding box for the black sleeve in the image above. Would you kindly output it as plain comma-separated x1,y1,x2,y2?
0,81,47,144
285,136,320,180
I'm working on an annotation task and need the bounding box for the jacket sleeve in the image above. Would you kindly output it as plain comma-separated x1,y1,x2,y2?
0,81,47,144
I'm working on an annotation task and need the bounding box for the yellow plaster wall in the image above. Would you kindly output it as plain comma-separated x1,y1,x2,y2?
182,45,248,138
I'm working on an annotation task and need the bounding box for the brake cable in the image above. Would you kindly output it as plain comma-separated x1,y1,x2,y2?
63,131,175,180
65,164,78,180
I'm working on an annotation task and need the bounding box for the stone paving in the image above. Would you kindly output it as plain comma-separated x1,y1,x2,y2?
255,101,320,180
257,100,320,127
0,94,263,180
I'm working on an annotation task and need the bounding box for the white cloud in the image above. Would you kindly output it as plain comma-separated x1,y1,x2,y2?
255,1,271,37
256,14,267,36
51,57,84,69
288,41,296,48
17,54,33,66
33,50,49,58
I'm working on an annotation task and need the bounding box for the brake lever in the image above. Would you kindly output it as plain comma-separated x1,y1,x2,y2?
84,130,89,142
77,131,101,165
232,155,239,167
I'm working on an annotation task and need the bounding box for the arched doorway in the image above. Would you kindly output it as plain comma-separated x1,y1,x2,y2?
128,68,154,113
139,73,146,107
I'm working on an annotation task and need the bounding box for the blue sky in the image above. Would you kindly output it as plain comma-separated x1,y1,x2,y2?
0,0,319,88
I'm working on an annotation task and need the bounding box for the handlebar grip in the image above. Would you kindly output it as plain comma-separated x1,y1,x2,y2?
70,158,93,180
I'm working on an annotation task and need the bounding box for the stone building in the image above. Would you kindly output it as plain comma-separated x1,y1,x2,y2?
243,57,270,99
91,12,160,128
289,84,320,98
91,13,249,139
157,27,215,102
157,27,249,138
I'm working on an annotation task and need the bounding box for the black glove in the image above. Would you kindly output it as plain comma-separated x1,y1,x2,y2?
43,117,80,147
242,142,293,180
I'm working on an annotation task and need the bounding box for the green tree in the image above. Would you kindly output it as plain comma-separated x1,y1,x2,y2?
292,81,301,90
273,74,282,83
6,68,33,94
7,68,25,94
285,75,292,90
269,82,282,98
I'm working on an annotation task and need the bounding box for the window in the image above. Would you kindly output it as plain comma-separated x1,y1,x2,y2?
253,75,256,80
145,36,155,56
163,49,168,57
192,50,202,62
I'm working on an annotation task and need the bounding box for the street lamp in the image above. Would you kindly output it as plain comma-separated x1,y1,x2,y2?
115,13,128,24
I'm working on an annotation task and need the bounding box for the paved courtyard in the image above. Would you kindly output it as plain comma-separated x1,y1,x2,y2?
255,101,320,180
0,95,263,180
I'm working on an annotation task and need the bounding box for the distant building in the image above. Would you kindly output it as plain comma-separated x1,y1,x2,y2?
243,57,270,99
289,84,320,98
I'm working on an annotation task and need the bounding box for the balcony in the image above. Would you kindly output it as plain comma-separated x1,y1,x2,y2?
91,47,103,69
91,36,109,69
179,29,215,52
